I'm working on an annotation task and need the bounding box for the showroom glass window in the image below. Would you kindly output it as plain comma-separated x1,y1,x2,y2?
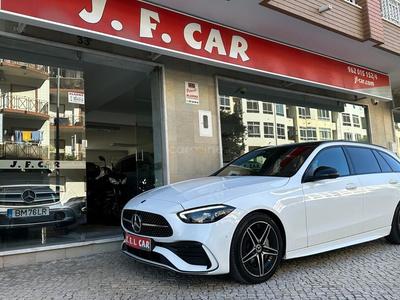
0,60,87,251
218,88,370,163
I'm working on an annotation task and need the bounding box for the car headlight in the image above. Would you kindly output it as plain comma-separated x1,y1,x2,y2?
109,177,119,185
178,205,235,224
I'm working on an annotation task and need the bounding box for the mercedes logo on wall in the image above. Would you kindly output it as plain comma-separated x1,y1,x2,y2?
132,214,142,233
21,189,36,204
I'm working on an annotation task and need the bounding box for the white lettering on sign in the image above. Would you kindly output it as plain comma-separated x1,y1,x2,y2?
184,23,202,50
354,76,375,87
0,160,86,170
79,0,107,24
230,35,250,62
205,29,226,55
183,23,249,61
140,8,160,38
77,4,250,62
347,65,378,87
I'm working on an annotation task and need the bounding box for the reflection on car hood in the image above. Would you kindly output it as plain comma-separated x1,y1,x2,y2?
137,176,289,209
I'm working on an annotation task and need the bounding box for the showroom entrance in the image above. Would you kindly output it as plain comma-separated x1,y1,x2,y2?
0,40,165,251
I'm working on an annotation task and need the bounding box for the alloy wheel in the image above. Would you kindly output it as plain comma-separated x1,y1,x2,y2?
240,220,279,277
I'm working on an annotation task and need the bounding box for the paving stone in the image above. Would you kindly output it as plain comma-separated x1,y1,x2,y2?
0,239,399,299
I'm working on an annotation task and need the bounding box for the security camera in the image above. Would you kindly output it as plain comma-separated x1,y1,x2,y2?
371,99,379,106
235,87,247,95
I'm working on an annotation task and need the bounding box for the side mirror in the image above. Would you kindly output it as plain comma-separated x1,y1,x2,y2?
304,166,339,182
99,156,105,162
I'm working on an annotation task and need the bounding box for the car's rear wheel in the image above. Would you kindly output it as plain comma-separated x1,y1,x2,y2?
230,213,283,284
385,202,400,244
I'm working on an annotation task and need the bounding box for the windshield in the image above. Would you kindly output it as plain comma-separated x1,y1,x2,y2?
215,144,317,177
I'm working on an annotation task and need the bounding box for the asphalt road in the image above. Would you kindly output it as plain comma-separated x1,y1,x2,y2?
1,238,399,300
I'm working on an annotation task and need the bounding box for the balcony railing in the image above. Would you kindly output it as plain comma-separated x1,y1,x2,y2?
0,93,49,115
50,77,84,90
50,115,85,127
0,142,49,160
0,59,49,73
381,0,400,26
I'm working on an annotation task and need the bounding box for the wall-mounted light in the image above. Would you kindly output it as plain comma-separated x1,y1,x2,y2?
318,4,332,13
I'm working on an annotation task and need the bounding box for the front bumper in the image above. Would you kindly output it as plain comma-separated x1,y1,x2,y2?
0,199,86,230
121,198,245,275
122,240,218,274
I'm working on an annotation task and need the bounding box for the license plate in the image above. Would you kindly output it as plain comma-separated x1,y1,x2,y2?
7,207,50,218
125,233,153,251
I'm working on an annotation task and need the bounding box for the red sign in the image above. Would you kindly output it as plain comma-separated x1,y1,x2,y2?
0,0,392,100
125,233,152,251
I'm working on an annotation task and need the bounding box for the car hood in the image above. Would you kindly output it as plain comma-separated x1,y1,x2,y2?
137,176,289,209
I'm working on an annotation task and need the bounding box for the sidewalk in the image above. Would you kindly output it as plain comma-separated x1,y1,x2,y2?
0,239,398,300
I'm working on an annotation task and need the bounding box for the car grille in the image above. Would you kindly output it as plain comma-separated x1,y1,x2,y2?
122,209,173,237
0,187,60,206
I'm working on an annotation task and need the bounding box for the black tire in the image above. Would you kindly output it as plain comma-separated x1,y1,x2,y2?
230,212,283,284
385,203,400,244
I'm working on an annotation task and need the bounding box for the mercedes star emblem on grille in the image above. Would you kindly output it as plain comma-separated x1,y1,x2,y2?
21,189,36,203
132,214,142,233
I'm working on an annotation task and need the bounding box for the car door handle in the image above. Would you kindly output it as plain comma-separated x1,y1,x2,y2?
389,179,398,185
345,183,357,190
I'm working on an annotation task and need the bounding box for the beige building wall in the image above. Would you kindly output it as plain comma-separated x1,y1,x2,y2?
359,98,396,149
161,58,220,183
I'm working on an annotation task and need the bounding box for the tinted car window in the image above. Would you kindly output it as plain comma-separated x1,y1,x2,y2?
378,151,400,172
307,147,350,177
215,144,317,177
372,150,392,172
346,147,381,174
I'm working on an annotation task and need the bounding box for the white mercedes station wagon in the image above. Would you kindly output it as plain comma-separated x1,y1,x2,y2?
121,141,400,284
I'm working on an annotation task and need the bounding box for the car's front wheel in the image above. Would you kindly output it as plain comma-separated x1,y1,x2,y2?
385,202,400,244
230,212,283,284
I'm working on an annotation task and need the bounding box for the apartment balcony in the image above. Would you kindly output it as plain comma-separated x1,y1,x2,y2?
0,142,49,160
50,115,85,130
0,60,49,88
49,77,84,91
0,60,49,74
381,0,400,26
0,93,49,119
377,0,400,54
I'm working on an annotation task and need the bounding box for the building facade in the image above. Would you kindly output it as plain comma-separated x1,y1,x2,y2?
1,0,400,266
